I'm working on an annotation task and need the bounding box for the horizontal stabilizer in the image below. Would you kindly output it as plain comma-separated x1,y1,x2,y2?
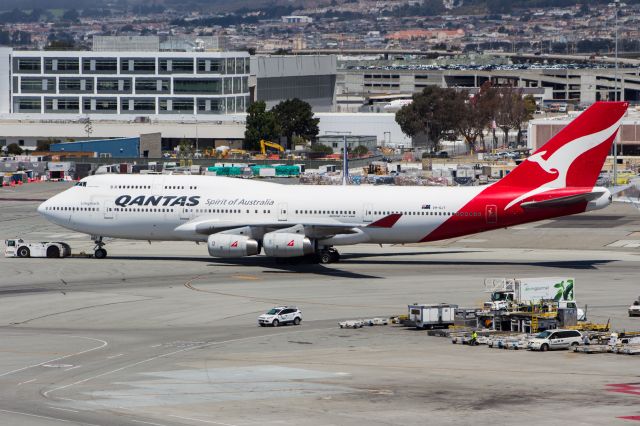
520,191,606,209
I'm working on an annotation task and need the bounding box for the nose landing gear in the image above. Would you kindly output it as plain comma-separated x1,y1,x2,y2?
93,237,107,259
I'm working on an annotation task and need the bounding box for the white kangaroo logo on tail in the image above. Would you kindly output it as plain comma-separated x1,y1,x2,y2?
505,118,623,211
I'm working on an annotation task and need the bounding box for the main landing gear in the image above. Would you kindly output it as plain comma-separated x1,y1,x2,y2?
318,248,340,264
94,237,107,259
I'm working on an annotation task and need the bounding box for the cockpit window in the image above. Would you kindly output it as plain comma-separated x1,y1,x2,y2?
75,182,87,187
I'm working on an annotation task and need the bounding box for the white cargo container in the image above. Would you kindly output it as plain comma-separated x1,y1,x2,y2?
408,303,457,329
259,167,276,177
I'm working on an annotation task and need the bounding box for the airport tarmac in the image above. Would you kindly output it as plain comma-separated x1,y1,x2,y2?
1,181,639,426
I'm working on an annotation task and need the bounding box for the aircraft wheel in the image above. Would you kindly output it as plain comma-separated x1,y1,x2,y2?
46,246,60,258
94,248,107,259
319,251,333,264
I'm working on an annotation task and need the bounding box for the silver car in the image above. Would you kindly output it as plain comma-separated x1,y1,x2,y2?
258,306,302,327
528,329,582,351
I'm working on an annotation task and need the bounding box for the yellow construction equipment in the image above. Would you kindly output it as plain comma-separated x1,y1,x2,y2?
224,149,248,158
260,139,285,156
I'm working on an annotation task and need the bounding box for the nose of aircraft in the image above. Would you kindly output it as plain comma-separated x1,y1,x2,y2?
37,200,46,215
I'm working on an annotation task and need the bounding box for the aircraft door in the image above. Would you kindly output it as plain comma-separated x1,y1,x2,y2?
180,207,192,221
278,203,288,222
104,201,115,219
485,204,497,224
363,203,373,222
152,175,164,194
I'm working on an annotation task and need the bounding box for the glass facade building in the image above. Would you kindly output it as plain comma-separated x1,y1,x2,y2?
10,51,250,115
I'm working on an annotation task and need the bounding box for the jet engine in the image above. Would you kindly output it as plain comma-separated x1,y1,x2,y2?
207,234,259,258
262,232,314,258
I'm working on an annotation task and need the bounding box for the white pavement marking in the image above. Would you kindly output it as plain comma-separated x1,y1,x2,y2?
130,419,168,426
0,336,107,378
168,415,237,426
64,365,82,372
607,239,640,248
43,328,333,399
107,353,124,359
0,408,100,425
17,378,36,385
47,406,79,413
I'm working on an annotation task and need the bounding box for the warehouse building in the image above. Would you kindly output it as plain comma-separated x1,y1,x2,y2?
528,109,640,156
49,133,161,158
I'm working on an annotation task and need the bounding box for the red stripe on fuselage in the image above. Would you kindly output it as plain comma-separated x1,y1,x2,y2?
368,213,403,228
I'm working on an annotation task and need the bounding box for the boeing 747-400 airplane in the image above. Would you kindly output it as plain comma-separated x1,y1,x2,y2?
37,101,627,263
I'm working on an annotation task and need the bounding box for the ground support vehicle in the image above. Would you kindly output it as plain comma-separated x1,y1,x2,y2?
528,329,583,351
408,304,457,329
257,306,302,327
339,320,365,329
629,298,640,317
484,277,584,320
365,317,389,326
486,334,531,349
574,345,611,354
4,239,70,258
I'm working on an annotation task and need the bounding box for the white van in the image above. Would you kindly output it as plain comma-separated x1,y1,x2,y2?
528,329,582,351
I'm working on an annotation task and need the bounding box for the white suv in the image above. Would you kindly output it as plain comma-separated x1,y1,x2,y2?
258,307,302,327
528,329,583,351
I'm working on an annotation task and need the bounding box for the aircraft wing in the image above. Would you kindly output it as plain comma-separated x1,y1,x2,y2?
174,214,402,239
520,190,606,209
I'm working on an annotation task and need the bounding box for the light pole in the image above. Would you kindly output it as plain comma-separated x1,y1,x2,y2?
326,130,352,185
611,0,622,186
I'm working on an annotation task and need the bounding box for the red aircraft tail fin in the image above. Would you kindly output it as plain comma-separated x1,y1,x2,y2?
501,101,627,190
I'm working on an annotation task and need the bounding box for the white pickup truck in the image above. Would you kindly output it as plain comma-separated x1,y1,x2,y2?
4,239,71,258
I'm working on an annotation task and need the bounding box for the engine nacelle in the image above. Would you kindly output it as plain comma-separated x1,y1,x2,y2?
207,234,259,258
263,233,314,258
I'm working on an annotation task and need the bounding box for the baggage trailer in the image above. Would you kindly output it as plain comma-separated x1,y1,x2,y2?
409,303,457,329
4,239,71,258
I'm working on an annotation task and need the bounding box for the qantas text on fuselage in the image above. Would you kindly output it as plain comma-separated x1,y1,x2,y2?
37,102,628,262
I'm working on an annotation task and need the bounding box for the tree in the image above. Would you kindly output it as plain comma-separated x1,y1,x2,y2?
395,86,460,151
310,144,333,155
178,139,193,159
352,145,369,156
82,116,93,138
452,89,485,152
244,101,280,151
7,143,23,155
36,139,54,151
494,86,534,147
62,9,79,22
271,98,319,149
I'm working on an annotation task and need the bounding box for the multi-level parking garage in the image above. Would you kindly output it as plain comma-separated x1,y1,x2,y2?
339,66,640,105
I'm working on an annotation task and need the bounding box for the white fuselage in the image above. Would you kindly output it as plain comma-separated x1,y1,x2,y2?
38,174,611,248
39,174,490,244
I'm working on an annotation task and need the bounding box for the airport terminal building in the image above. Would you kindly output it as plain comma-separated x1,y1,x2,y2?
0,43,338,151
1,48,251,116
